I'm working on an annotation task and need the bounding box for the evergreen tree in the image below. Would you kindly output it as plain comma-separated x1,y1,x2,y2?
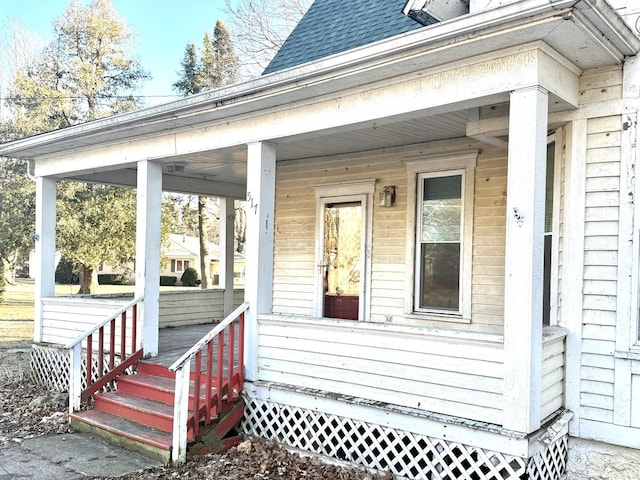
173,21,241,288
173,42,202,95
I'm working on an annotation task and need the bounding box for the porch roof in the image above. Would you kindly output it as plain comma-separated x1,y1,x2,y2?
0,0,638,196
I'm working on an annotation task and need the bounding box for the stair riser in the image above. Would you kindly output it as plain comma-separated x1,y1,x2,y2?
137,362,175,379
94,396,174,433
69,414,171,465
118,380,175,405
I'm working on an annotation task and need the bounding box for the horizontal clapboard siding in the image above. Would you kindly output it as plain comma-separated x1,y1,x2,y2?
579,66,623,426
158,288,244,327
42,297,131,345
257,316,504,425
41,289,246,345
541,328,566,421
274,142,508,332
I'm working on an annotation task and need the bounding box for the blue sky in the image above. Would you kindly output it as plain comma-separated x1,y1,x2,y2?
1,0,232,105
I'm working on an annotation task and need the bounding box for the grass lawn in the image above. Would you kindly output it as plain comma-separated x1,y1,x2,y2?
0,279,136,321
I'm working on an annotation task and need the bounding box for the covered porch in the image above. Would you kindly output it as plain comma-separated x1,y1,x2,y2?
2,0,638,475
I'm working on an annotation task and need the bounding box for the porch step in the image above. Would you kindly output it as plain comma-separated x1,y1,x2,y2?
70,361,244,464
93,391,176,433
69,410,172,464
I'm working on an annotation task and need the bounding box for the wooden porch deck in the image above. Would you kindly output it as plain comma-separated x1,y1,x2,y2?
153,323,240,370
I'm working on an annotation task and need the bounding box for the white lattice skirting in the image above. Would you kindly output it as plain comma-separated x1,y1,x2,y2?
30,344,121,393
242,398,568,480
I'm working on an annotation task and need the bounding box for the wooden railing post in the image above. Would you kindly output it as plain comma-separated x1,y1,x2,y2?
172,361,191,465
69,343,82,413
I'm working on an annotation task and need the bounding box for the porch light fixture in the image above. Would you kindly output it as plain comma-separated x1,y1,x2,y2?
380,185,396,208
165,162,186,173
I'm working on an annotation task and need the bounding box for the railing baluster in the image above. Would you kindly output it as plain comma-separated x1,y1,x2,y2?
217,331,224,413
132,304,137,352
109,318,116,369
238,312,245,393
98,327,104,379
120,311,127,358
205,342,213,425
228,322,235,396
193,351,202,437
86,333,93,391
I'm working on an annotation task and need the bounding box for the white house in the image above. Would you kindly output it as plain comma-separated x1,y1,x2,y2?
2,0,640,477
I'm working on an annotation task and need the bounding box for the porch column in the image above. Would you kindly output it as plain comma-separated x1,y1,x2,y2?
134,160,163,357
34,176,56,343
219,196,235,316
503,86,548,433
244,141,276,381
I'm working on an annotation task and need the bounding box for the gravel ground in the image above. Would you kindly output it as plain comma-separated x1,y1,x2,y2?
0,340,385,480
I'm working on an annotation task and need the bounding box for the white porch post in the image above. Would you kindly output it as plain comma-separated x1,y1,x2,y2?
34,176,56,343
244,142,276,381
503,86,548,433
220,197,235,316
134,160,162,357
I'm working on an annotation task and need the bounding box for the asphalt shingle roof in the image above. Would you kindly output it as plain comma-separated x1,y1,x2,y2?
263,0,432,75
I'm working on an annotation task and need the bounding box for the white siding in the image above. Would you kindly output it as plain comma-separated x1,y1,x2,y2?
541,328,566,421
581,90,621,421
258,315,504,425
158,288,245,327
273,142,508,333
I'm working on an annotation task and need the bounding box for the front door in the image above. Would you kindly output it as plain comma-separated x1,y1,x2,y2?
321,200,363,320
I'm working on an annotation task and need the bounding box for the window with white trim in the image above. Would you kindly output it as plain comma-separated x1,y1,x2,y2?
171,259,190,273
405,152,477,321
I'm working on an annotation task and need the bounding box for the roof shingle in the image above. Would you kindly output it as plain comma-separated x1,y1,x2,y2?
263,0,431,75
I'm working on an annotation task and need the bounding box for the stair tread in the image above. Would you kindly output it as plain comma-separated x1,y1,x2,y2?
70,410,172,450
96,391,176,418
120,373,176,392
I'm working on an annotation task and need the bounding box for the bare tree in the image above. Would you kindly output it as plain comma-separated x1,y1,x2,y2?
0,20,42,121
224,0,312,77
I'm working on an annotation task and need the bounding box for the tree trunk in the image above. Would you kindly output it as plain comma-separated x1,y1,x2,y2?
77,264,98,294
198,196,209,289
1,258,16,286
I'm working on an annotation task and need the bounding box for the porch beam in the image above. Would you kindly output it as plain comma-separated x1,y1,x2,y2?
134,160,163,356
503,86,548,433
33,176,57,343
243,142,276,381
219,197,235,316
70,169,246,199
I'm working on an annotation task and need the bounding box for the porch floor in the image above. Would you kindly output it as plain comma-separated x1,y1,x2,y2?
152,323,239,370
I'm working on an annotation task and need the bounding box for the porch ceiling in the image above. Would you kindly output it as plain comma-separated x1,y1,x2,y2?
68,108,472,194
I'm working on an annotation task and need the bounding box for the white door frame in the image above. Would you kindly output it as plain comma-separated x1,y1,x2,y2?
313,181,375,321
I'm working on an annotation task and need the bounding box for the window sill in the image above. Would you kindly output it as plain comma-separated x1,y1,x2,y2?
404,312,471,324
614,350,640,361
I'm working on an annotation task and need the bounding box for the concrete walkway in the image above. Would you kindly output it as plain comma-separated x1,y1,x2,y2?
0,433,161,479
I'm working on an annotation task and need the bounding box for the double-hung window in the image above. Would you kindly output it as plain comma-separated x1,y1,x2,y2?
416,172,463,312
405,152,477,321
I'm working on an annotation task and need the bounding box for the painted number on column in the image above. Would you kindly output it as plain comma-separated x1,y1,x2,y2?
246,191,258,215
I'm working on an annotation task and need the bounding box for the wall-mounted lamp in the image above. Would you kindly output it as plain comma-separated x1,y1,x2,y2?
380,186,396,208
165,162,186,173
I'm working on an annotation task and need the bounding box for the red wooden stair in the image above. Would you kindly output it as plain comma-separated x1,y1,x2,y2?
69,360,244,464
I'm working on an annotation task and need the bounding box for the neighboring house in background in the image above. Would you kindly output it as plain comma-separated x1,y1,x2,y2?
4,0,640,478
162,234,246,286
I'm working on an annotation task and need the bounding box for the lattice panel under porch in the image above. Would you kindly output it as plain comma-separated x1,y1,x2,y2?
30,344,122,393
242,398,545,479
527,436,568,480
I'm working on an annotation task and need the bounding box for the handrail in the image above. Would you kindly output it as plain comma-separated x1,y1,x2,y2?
67,296,144,412
171,301,249,465
65,296,144,349
169,301,249,372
